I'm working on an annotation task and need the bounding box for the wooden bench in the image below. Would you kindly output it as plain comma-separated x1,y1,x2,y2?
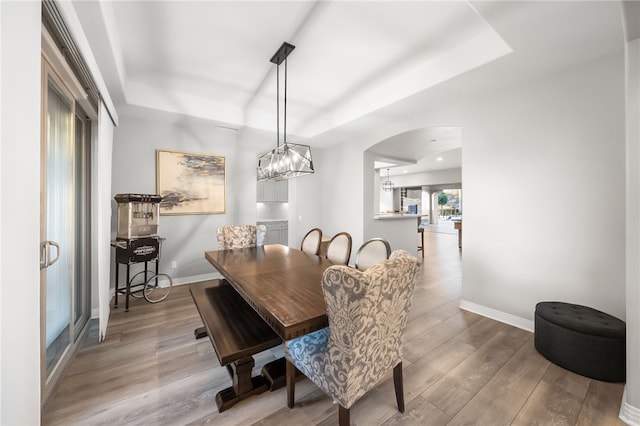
190,280,282,412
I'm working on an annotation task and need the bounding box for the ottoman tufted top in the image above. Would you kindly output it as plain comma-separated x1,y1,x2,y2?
535,302,625,339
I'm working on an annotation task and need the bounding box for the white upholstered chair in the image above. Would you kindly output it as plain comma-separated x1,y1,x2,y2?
300,228,322,255
325,232,352,265
216,224,267,250
284,250,419,426
354,237,391,271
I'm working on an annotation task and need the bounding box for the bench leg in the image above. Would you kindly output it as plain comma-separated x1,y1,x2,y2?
215,356,269,412
194,326,208,339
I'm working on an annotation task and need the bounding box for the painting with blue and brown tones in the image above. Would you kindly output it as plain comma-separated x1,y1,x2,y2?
156,149,226,215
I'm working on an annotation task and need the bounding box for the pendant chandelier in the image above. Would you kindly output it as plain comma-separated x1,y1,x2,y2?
257,42,314,181
381,168,394,192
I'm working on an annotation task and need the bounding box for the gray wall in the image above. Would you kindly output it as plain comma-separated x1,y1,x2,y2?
110,108,327,282
111,106,247,282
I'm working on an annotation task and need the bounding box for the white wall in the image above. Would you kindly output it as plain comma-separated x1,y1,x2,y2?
622,26,640,425
318,143,366,263
356,51,626,327
460,52,625,324
386,168,461,189
1,2,4,419
289,148,324,248
0,1,42,423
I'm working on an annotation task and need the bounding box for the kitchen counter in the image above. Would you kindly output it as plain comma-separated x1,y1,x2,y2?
373,214,420,220
368,214,421,257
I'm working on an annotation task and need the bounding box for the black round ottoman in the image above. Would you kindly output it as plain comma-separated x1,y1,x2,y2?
534,301,625,382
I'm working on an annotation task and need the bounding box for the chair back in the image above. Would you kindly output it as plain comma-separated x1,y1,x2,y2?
326,232,352,265
301,228,322,255
217,224,267,250
320,250,418,408
354,238,391,271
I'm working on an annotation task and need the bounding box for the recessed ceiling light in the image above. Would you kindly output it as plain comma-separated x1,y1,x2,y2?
436,157,443,162
403,170,408,174
430,139,437,143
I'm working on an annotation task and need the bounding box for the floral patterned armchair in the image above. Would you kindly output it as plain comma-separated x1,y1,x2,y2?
284,249,419,425
216,224,267,250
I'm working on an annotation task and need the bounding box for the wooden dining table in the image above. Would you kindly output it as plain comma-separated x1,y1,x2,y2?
197,244,337,410
204,244,334,341
194,244,336,411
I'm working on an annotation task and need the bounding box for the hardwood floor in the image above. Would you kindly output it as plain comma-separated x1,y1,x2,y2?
42,232,626,425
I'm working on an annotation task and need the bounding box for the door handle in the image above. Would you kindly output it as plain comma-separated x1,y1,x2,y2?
40,240,60,269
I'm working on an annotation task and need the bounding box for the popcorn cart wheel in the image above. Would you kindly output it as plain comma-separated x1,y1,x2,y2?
128,270,173,303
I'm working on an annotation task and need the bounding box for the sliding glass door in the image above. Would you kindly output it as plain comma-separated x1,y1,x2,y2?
40,59,91,394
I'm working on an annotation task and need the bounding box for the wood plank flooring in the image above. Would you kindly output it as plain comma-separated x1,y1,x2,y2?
42,232,626,425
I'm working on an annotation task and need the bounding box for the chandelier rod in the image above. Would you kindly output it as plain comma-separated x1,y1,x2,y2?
276,57,280,148
284,57,288,145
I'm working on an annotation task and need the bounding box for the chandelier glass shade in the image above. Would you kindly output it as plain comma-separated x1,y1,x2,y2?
381,168,394,192
257,42,314,181
257,142,314,181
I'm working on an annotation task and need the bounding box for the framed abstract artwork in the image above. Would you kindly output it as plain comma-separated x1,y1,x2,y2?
156,149,226,215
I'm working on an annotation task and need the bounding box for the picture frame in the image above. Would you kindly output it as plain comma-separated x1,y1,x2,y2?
156,149,226,215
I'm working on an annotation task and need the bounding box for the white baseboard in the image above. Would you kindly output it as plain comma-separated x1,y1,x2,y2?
459,299,534,332
165,271,223,286
620,387,640,425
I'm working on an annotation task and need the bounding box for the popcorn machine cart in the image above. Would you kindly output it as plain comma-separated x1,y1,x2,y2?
112,193,172,311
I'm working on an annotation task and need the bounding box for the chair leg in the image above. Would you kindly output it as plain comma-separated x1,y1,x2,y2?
286,360,296,409
393,362,405,413
338,405,350,426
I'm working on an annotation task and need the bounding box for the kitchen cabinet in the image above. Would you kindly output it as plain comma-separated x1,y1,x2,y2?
258,221,289,245
257,180,288,202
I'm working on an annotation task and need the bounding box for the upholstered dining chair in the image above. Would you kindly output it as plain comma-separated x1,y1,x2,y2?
300,228,322,255
354,237,391,271
216,224,267,250
284,250,419,426
325,232,352,265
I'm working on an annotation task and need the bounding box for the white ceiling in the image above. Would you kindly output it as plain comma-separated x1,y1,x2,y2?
72,1,625,174
372,127,462,175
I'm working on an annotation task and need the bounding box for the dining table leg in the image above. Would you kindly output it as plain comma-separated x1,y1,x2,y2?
215,355,269,412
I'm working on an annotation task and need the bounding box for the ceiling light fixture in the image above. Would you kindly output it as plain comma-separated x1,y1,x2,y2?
381,168,394,192
257,42,314,181
436,157,443,162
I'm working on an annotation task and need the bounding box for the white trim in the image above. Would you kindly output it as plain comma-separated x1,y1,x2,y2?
96,102,113,342
41,25,96,120
160,272,222,287
621,387,640,426
54,1,118,126
459,299,534,332
0,1,4,419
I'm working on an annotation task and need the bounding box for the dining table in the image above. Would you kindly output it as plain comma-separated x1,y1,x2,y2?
195,243,335,411
204,243,334,341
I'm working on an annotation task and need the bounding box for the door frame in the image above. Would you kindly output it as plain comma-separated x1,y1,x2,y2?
40,54,92,406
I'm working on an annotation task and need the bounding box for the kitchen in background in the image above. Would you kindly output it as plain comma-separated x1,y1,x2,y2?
257,180,289,245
